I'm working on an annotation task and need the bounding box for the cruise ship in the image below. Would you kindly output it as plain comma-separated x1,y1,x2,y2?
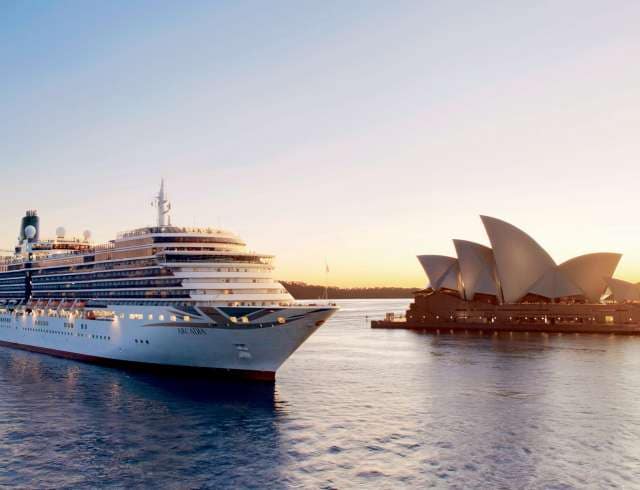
0,181,337,380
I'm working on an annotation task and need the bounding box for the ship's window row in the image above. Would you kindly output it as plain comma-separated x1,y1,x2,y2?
0,277,25,284
33,258,158,276
29,265,160,280
152,236,245,245
134,339,150,344
0,280,26,286
33,289,191,299
125,312,190,322
107,241,244,254
24,254,278,276
16,257,272,279
155,246,242,253
183,278,273,284
163,254,272,265
22,328,112,341
177,267,272,273
75,299,292,307
32,278,183,291
32,267,172,283
224,300,293,307
191,288,289,295
27,286,289,299
0,271,28,279
24,327,73,336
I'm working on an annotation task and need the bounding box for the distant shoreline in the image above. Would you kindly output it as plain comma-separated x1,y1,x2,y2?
280,281,419,300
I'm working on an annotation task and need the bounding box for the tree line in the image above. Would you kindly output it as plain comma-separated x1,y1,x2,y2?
280,281,419,299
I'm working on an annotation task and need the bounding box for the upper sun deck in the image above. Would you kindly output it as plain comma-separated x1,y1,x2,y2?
116,226,242,241
0,238,95,270
1,182,255,270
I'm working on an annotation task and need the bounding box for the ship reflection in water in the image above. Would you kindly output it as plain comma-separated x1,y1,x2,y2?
1,299,640,488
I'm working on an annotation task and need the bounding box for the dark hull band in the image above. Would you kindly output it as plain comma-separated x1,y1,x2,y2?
0,340,276,381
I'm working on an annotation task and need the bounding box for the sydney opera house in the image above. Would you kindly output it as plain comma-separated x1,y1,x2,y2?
405,216,640,330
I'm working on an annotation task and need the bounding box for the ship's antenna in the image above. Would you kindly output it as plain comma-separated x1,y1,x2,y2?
153,178,172,227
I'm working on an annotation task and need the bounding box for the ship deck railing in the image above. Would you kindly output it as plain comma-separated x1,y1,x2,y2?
117,226,233,240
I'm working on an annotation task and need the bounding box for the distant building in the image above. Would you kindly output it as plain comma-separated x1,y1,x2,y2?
404,217,640,330
418,216,638,304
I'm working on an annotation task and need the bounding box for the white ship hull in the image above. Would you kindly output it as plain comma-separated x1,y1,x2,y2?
0,305,336,380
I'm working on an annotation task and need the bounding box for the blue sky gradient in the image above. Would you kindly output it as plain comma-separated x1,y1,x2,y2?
2,1,640,286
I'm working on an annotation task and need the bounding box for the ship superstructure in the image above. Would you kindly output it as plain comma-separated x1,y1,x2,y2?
0,181,336,380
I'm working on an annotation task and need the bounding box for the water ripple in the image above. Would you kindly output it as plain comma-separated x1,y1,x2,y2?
1,299,640,487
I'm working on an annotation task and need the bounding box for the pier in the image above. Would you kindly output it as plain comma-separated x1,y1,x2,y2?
371,318,640,335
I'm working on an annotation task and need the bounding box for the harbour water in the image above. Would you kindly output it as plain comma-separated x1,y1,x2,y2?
1,299,639,488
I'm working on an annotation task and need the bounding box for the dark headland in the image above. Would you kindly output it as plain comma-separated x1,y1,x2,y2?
281,281,418,300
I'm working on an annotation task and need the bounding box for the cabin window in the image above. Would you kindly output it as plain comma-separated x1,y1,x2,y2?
184,315,191,322
148,314,153,320
605,315,614,324
129,313,143,320
170,315,177,322
159,314,165,321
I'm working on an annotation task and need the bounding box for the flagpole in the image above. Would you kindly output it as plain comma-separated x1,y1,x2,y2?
324,259,329,301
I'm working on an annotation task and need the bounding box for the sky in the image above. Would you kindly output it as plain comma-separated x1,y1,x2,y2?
2,1,640,288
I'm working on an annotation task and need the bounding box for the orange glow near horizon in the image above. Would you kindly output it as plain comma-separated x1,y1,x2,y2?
2,210,640,290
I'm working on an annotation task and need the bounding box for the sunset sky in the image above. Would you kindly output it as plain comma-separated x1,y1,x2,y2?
2,1,640,287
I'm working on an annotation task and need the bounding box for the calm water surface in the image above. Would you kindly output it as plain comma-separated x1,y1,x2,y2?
1,299,640,488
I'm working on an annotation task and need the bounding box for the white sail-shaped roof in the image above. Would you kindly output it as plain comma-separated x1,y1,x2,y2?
528,267,582,299
417,255,461,293
480,216,556,303
440,262,461,291
453,239,498,300
559,253,621,303
605,278,640,302
418,216,628,304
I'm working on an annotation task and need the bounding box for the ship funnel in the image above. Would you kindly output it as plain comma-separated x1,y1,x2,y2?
19,210,39,243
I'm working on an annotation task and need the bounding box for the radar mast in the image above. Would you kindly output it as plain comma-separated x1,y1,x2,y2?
153,179,172,227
